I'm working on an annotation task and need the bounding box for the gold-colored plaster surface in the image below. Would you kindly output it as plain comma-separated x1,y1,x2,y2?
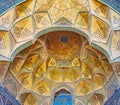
9,31,113,96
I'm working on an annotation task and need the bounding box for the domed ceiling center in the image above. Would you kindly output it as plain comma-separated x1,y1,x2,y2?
46,31,82,60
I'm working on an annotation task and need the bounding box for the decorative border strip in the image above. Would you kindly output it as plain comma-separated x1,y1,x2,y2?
0,86,20,105
0,0,25,15
104,88,120,105
99,0,120,13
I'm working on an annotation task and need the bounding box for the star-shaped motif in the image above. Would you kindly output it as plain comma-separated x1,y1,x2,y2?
49,0,89,23
35,0,89,24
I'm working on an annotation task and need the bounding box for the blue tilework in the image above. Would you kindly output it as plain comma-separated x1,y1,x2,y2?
0,0,24,15
54,93,72,105
0,86,20,105
61,36,68,43
100,0,120,13
104,88,120,105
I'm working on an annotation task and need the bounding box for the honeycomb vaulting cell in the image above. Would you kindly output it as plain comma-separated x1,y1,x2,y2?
11,16,33,42
91,16,110,43
0,8,14,29
15,0,35,19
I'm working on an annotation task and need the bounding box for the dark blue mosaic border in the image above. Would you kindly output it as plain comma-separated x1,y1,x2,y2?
104,88,120,105
0,0,24,15
0,0,119,15
100,0,120,13
0,86,20,105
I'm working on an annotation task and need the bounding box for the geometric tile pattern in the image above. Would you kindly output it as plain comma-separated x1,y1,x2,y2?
0,0,119,62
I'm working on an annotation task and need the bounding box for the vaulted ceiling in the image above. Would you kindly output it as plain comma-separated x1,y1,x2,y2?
6,31,113,105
